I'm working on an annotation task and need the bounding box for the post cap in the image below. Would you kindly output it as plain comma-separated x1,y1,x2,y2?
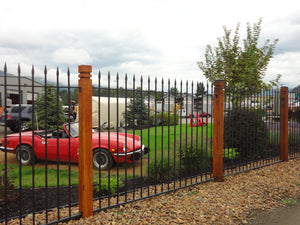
280,86,288,94
78,65,92,78
214,80,224,88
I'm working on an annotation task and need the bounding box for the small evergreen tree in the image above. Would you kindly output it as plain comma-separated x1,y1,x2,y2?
123,88,149,128
195,82,207,97
34,86,66,130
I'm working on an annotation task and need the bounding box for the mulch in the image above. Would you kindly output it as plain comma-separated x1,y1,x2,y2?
1,157,299,225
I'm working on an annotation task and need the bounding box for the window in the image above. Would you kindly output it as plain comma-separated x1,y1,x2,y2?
11,106,26,113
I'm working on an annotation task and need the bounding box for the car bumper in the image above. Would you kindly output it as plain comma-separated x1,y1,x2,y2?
0,143,14,152
112,145,150,160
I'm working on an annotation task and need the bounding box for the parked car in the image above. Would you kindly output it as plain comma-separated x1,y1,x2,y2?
0,104,32,132
0,104,75,132
0,122,150,170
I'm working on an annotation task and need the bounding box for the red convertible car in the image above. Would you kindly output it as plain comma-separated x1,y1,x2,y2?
0,122,150,170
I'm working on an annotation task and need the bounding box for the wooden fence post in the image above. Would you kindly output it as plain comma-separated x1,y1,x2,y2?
213,80,224,182
78,65,93,217
280,86,289,162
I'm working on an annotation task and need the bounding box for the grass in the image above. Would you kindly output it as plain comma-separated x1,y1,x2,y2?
0,164,123,193
128,123,213,162
268,130,300,146
128,124,214,180
0,124,212,190
223,148,239,160
283,198,297,207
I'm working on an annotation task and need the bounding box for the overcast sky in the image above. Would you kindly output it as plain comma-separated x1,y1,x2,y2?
0,0,299,89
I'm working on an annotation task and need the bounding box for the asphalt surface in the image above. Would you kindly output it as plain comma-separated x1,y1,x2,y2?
250,200,300,225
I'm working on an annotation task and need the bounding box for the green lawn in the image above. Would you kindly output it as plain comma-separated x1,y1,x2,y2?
0,164,122,193
128,123,212,162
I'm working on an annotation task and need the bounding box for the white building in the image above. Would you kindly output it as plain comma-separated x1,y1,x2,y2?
0,73,44,107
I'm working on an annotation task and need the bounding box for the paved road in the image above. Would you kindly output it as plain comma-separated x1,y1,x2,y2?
250,200,300,225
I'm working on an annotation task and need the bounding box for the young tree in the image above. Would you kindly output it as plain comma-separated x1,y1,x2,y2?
197,18,280,97
34,86,66,130
123,88,149,128
170,87,180,98
60,88,78,106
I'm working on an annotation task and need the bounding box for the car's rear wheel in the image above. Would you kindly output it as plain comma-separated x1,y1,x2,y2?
16,145,35,166
93,149,114,170
10,121,29,133
19,121,29,132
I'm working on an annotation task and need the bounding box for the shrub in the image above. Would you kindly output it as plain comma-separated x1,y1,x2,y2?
289,108,300,121
224,107,269,159
147,158,177,183
177,137,212,176
94,177,123,194
0,167,16,200
146,134,212,182
150,112,179,126
223,148,239,161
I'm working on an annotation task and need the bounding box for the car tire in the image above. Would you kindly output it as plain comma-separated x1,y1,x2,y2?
9,125,18,133
93,149,114,170
19,121,30,132
16,145,35,166
10,121,29,133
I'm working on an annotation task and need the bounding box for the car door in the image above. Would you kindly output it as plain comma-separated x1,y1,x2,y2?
36,130,78,163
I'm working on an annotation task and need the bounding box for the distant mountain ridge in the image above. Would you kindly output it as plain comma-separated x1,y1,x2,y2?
0,70,55,85
0,70,18,77
292,85,300,92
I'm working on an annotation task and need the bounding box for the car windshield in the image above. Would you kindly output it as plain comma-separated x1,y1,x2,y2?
65,123,79,138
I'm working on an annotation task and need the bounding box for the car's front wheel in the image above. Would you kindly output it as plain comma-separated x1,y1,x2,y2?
93,149,114,170
16,145,35,166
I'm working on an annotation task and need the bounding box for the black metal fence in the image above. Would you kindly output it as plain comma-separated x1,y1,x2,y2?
222,85,300,176
0,64,299,224
288,86,300,158
223,87,281,176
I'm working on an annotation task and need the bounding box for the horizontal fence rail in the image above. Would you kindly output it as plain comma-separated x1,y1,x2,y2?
0,64,299,224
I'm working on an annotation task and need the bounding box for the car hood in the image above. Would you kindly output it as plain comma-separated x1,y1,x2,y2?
5,131,34,137
92,132,141,151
